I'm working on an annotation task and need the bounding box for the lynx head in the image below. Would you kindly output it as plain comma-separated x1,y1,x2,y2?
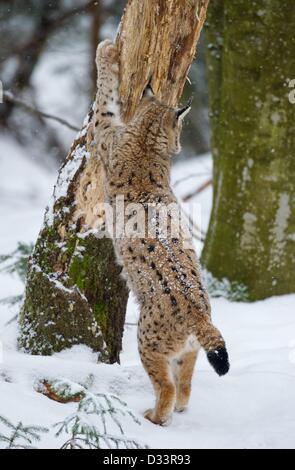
134,86,192,157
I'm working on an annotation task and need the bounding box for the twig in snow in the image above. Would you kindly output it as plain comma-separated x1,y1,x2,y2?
5,314,19,327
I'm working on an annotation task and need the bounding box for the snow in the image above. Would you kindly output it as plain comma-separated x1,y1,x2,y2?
0,139,295,449
53,145,90,203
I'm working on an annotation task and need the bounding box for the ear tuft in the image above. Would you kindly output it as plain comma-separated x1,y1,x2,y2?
176,96,193,121
141,82,155,100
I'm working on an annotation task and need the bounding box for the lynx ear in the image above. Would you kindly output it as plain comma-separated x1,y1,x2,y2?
176,96,193,121
140,82,155,99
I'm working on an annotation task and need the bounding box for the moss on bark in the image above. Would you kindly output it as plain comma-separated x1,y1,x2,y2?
19,113,129,362
202,0,295,301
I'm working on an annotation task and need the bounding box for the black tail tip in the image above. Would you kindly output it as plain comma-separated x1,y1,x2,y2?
207,347,230,376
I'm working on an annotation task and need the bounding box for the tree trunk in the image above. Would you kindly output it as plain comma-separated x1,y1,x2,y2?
19,112,128,363
0,1,61,126
0,1,98,126
19,0,209,361
202,0,295,301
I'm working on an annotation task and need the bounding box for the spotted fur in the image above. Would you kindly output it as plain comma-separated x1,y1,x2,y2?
92,40,229,426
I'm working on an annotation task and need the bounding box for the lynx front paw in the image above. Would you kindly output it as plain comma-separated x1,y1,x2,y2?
96,39,119,64
144,408,172,426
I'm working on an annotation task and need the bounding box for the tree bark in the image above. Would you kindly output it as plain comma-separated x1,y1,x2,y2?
202,0,295,301
19,0,209,361
118,0,209,120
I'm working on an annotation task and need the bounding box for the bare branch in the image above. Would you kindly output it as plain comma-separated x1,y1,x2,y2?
3,92,80,132
54,0,98,26
173,172,211,188
182,178,213,202
13,1,99,57
182,209,206,243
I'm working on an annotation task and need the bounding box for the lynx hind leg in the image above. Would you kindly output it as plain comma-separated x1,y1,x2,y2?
94,39,122,128
173,349,199,413
140,351,176,426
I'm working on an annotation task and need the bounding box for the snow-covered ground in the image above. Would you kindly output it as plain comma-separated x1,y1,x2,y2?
0,135,295,449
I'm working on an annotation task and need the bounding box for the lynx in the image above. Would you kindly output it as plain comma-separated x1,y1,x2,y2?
91,40,229,426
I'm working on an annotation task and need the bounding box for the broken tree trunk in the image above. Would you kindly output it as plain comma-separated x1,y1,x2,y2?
19,0,209,362
118,0,209,119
